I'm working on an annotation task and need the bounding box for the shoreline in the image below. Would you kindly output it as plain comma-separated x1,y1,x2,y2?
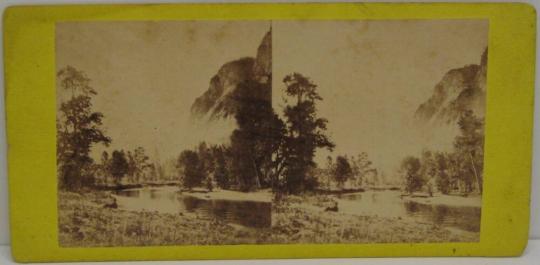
114,185,481,208
401,193,482,208
181,189,273,203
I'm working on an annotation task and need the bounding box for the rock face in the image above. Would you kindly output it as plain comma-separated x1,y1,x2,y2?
253,29,272,83
190,57,255,119
415,49,487,124
191,29,272,120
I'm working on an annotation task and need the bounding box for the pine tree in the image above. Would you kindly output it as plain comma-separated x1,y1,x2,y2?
280,73,334,194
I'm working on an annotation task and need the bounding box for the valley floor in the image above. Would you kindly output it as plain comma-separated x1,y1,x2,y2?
58,190,479,247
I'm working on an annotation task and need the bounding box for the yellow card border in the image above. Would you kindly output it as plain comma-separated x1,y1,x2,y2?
4,3,536,262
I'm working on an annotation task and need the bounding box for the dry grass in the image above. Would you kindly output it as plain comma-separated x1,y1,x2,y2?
58,191,273,247
58,191,479,247
271,195,479,244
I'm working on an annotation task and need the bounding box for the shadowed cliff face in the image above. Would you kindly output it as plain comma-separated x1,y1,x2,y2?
191,29,272,120
253,29,272,83
415,48,487,124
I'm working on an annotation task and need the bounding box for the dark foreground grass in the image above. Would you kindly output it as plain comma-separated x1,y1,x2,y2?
58,191,478,247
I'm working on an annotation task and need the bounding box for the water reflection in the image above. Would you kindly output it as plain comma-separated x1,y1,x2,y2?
404,201,481,232
114,187,480,233
116,189,140,197
340,191,481,232
182,196,271,228
114,187,271,229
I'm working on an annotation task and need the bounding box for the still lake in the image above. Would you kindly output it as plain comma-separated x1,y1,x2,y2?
338,191,481,232
113,187,480,232
113,186,272,228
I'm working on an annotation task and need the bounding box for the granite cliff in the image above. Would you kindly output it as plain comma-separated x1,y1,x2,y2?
415,49,487,124
191,29,272,120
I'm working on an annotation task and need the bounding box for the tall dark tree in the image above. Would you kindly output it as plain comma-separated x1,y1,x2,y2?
57,66,111,190
229,79,284,191
197,142,214,181
132,147,151,183
212,145,230,189
279,73,334,193
419,150,437,196
177,150,205,190
324,156,334,190
99,151,111,185
126,151,136,183
110,150,129,186
434,152,451,194
333,155,353,189
401,156,423,194
419,150,437,180
454,110,484,193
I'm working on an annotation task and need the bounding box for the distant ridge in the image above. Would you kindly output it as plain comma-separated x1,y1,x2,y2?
415,48,487,124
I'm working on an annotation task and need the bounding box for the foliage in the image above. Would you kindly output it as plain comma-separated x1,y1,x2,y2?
433,152,451,194
279,73,335,194
399,110,484,195
110,150,129,185
333,156,353,188
176,73,336,194
401,156,423,194
454,110,484,193
177,150,205,190
212,145,231,189
126,147,153,183
229,79,284,191
197,142,214,176
323,156,335,190
350,152,376,187
57,66,111,190
98,151,111,185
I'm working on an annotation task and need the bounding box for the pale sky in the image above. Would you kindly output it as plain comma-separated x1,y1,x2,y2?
57,20,488,177
273,20,488,176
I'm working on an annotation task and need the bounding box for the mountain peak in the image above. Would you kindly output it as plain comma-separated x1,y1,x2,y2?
253,29,272,84
191,28,272,120
415,48,487,125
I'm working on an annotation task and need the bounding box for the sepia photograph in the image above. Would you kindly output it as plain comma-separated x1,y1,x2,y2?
56,20,487,247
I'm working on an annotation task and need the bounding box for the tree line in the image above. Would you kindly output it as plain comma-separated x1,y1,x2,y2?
57,65,384,194
57,66,394,194
57,65,483,196
400,110,484,196
176,73,336,194
175,72,390,194
321,153,378,190
57,66,158,190
97,147,155,186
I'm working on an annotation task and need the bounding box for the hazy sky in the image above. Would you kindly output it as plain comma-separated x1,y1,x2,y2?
273,20,488,175
56,21,270,162
57,20,488,177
